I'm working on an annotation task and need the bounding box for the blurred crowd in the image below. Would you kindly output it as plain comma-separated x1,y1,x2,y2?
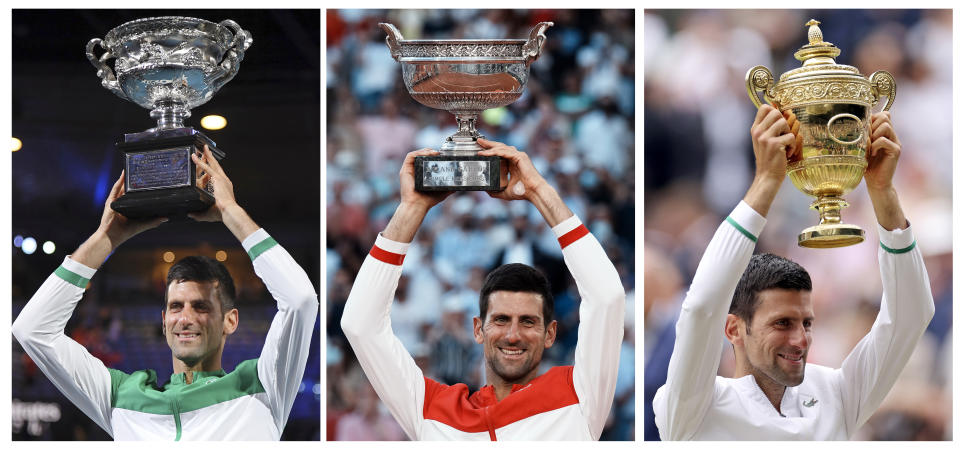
326,9,636,440
644,10,951,441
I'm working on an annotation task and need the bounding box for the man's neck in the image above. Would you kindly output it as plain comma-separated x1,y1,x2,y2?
487,371,540,402
172,359,222,385
735,364,787,413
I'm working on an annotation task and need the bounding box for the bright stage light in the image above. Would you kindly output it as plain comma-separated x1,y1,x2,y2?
201,115,227,130
42,241,56,254
163,251,176,263
22,237,37,255
215,250,227,262
14,235,23,247
12,137,22,152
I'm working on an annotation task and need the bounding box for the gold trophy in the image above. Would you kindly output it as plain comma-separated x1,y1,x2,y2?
746,19,895,248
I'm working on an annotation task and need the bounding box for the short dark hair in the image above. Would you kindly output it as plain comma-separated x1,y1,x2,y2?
730,253,811,327
165,256,236,314
479,263,554,324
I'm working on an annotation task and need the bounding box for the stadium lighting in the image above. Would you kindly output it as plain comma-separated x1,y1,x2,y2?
201,115,227,130
22,237,37,255
42,241,56,254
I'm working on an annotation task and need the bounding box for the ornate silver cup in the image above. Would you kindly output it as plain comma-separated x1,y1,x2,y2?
86,16,252,218
381,22,552,191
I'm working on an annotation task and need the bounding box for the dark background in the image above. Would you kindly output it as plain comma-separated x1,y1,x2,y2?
11,10,322,440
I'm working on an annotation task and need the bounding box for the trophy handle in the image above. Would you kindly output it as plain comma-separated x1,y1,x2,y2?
869,70,896,112
522,22,554,66
745,65,776,109
209,20,253,91
85,38,127,100
379,23,404,61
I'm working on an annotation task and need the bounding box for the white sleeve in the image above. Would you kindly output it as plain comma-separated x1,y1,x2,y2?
11,257,115,436
244,229,319,433
652,201,765,440
340,234,426,440
558,216,626,440
838,225,935,434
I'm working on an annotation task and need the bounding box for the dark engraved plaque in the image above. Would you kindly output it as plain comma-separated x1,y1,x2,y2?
126,147,192,191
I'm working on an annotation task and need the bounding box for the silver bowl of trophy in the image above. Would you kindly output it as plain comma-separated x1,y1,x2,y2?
86,16,252,218
381,21,552,191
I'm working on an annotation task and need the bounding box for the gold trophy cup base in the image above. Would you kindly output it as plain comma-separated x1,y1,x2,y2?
798,223,864,248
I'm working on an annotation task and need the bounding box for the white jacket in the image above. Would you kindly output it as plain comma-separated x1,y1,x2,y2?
12,229,318,440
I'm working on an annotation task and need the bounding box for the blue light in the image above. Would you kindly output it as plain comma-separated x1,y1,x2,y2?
13,235,23,248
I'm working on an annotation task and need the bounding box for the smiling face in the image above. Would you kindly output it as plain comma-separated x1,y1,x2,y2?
736,288,814,388
473,291,557,387
162,280,237,372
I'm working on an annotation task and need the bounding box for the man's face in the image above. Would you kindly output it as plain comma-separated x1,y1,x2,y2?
473,291,557,385
162,280,235,368
740,288,814,387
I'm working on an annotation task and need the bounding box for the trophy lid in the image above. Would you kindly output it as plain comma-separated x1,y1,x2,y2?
778,19,863,83
765,19,882,108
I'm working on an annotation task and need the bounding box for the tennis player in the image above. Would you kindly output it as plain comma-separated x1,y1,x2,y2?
341,139,625,440
652,106,934,440
13,146,318,440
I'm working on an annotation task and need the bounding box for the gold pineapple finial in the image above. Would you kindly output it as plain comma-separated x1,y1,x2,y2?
806,19,823,45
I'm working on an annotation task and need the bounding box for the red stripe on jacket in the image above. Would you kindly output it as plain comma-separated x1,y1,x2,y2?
370,245,405,265
558,224,589,249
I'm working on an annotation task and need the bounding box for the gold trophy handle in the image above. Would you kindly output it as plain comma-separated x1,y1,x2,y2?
869,70,896,112
745,65,776,109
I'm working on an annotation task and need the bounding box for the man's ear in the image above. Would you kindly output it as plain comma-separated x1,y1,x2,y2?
725,314,744,346
161,310,166,335
223,309,238,336
473,316,484,344
544,320,558,349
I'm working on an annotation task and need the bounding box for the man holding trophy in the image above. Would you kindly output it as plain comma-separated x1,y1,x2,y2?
652,104,934,439
12,16,318,440
12,147,318,440
341,138,625,440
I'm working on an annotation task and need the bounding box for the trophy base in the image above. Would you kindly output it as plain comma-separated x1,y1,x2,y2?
111,186,214,219
798,224,865,249
414,155,503,192
112,127,225,218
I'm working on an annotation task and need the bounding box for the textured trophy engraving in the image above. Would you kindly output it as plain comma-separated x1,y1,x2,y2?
86,16,252,218
746,20,896,248
381,22,552,191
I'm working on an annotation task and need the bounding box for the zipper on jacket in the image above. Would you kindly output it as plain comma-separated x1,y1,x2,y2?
172,392,182,441
483,406,497,441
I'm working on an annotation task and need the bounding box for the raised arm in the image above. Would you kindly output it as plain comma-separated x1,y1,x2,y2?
838,112,934,434
653,104,790,440
12,172,167,436
340,149,452,440
190,145,319,431
478,138,625,438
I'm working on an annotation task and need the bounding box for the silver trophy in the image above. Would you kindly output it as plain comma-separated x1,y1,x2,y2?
381,22,552,191
86,16,252,218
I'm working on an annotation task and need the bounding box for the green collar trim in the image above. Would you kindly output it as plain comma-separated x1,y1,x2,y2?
54,266,90,288
880,239,916,254
109,359,265,415
247,237,278,261
725,216,758,242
